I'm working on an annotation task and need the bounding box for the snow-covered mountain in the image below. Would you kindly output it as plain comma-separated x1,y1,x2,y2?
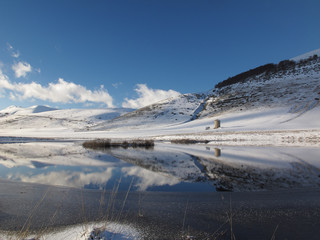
0,49,319,135
91,93,207,131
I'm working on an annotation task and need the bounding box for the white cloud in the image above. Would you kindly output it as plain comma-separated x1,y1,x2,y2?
0,70,114,107
122,84,181,109
0,70,14,90
12,61,32,78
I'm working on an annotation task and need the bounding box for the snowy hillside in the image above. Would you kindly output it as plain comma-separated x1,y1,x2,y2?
197,52,320,120
0,106,133,130
0,105,57,115
91,93,207,131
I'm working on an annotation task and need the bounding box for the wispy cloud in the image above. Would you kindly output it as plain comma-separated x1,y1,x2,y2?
7,43,20,58
7,44,40,77
112,82,122,89
0,70,114,107
12,61,32,78
122,84,180,109
11,52,20,58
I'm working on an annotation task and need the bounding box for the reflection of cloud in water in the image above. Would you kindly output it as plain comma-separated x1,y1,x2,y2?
122,166,180,191
7,165,181,191
9,168,115,188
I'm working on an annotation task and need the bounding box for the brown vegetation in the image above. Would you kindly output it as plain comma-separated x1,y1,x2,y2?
170,139,209,144
82,139,155,149
215,54,319,89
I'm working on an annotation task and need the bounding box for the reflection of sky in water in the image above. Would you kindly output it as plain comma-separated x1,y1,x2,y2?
0,142,216,192
0,163,215,192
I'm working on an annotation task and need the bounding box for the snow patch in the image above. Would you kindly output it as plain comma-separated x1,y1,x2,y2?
30,105,58,113
0,222,141,240
291,48,320,62
0,105,57,115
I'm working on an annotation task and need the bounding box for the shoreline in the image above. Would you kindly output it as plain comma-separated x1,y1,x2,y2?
0,128,319,147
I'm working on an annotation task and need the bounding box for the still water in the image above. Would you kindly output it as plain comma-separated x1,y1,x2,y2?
0,137,319,192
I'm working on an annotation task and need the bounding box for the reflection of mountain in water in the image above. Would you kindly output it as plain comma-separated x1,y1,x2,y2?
104,147,206,181
104,144,320,192
198,157,320,191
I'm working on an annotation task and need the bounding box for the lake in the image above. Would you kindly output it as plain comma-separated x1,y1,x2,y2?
0,138,320,192
1,137,320,239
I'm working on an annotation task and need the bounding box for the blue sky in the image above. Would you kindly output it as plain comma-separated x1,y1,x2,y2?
0,0,320,110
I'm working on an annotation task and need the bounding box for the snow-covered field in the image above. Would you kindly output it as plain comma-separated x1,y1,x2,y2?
0,105,319,148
